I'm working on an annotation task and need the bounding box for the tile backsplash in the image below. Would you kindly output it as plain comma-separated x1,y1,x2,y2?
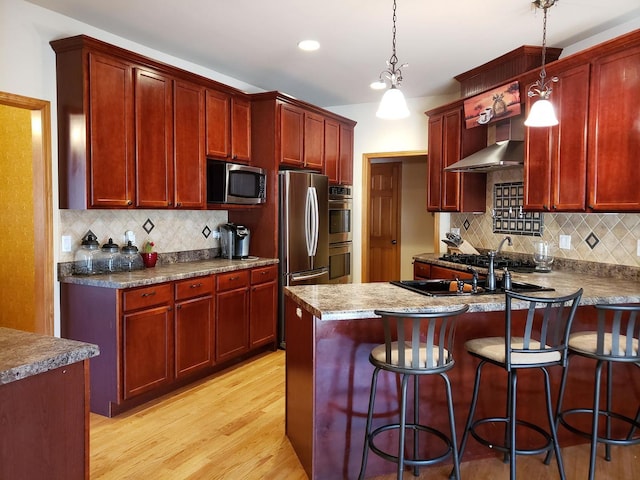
59,209,228,262
451,169,640,268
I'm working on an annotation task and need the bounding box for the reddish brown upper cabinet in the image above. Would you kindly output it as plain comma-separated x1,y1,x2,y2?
174,80,206,209
524,63,590,212
280,102,305,167
587,42,640,211
205,90,252,164
338,123,354,185
303,111,325,171
426,103,487,212
324,118,340,184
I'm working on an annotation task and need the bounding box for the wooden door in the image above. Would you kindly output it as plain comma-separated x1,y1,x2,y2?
88,53,135,208
280,103,304,167
303,112,324,170
368,162,401,282
324,118,339,183
135,68,173,208
588,43,640,211
338,123,354,185
174,80,205,209
122,304,174,399
175,295,214,378
427,114,443,211
231,96,251,163
205,89,230,159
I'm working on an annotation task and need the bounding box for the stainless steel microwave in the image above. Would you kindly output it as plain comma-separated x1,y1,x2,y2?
207,160,266,205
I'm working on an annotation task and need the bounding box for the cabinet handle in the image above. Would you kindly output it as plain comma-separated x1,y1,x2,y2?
141,291,156,297
261,271,268,275
230,276,239,281
190,283,203,288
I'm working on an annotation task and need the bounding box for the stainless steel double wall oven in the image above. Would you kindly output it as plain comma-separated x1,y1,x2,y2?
328,185,353,284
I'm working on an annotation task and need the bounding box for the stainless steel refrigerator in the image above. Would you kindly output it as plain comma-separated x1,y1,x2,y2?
278,170,329,347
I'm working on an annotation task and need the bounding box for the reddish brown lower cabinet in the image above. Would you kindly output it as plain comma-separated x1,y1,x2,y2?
250,265,278,348
413,261,431,280
174,275,215,378
216,270,250,362
430,264,475,280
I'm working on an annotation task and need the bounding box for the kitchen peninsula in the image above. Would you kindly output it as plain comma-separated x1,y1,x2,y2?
0,328,99,480
283,267,640,479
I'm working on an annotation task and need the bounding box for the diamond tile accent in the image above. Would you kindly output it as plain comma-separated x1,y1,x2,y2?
463,219,470,231
202,226,211,239
143,218,155,234
585,232,600,249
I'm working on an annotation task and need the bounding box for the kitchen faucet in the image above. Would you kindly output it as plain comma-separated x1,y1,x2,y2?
486,236,512,291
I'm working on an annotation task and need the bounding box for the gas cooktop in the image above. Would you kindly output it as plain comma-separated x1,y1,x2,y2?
438,253,537,273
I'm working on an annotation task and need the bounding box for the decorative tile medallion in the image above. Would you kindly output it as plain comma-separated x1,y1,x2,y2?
492,182,543,236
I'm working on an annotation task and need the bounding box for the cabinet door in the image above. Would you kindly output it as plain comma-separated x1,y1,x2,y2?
442,110,463,211
339,123,354,185
525,64,589,211
413,261,431,280
304,112,324,170
588,44,640,211
122,304,173,399
175,295,214,378
216,287,249,362
205,89,230,159
280,103,304,167
88,53,135,207
430,265,474,280
324,119,340,183
250,280,277,348
135,68,174,207
174,80,205,209
231,96,251,163
427,115,444,211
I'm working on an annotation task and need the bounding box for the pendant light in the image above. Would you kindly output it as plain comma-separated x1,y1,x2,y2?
375,0,410,119
525,0,559,127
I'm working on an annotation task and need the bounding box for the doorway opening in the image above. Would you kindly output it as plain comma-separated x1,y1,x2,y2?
361,151,435,283
0,91,53,334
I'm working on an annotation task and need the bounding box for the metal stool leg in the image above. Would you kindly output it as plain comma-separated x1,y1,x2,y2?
605,361,613,462
589,360,605,480
413,375,419,477
358,367,381,480
442,372,460,480
545,353,573,465
398,373,410,479
542,366,566,480
509,370,518,480
627,405,640,440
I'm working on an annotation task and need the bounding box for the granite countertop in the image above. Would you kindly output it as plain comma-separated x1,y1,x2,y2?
284,268,640,321
0,328,99,385
59,257,278,289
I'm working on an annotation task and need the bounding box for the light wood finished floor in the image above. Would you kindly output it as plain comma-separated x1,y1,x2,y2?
91,350,639,479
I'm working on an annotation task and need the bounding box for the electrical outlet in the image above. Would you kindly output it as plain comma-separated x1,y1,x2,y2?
212,230,221,239
637,239,640,257
559,235,571,250
451,228,461,235
61,235,72,253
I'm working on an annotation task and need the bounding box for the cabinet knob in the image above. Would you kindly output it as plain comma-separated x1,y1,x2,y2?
176,202,182,207
141,291,156,297
127,200,133,206
543,205,549,211
168,201,173,206
190,283,203,288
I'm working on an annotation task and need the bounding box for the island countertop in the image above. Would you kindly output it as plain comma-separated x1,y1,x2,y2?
59,256,278,289
0,327,99,385
284,269,640,320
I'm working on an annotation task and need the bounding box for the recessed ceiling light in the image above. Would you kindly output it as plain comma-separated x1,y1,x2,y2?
298,40,320,52
370,80,387,90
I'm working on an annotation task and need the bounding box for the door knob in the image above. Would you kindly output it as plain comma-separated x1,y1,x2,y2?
391,240,397,245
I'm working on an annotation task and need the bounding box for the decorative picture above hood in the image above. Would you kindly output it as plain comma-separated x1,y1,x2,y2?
464,81,521,128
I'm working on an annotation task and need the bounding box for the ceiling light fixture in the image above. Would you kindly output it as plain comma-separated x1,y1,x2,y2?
525,0,559,127
375,0,409,119
298,40,320,52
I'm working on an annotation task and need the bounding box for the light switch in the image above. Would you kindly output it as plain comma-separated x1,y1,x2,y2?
61,235,72,253
637,239,640,257
559,235,571,250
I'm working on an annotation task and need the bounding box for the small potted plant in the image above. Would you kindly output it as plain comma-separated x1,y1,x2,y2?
140,240,158,268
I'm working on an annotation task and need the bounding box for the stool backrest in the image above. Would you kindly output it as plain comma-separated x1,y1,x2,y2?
373,305,469,372
592,304,640,360
505,288,583,370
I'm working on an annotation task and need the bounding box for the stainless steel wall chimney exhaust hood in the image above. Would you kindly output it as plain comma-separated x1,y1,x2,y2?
444,116,525,172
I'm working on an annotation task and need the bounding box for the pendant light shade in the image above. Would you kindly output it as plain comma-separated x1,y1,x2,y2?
524,98,558,127
525,0,559,128
374,0,409,120
376,86,410,119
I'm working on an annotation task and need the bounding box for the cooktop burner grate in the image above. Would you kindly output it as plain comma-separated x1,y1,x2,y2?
438,253,537,272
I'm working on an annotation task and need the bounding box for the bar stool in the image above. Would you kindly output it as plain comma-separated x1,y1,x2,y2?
456,288,583,480
551,304,640,480
358,305,470,480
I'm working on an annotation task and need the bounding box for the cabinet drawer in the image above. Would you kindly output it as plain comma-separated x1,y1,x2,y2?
430,265,474,280
175,275,214,301
122,283,172,312
217,270,250,292
413,262,431,280
250,265,278,285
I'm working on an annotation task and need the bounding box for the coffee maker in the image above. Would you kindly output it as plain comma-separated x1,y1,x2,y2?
219,223,251,259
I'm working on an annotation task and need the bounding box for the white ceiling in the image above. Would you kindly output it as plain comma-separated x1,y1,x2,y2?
27,0,640,107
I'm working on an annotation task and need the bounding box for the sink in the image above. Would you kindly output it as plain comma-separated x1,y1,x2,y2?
390,279,554,297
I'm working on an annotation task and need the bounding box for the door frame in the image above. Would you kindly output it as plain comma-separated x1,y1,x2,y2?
362,150,436,282
0,91,54,334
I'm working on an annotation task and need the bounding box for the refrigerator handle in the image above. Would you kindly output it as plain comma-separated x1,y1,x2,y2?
309,186,319,256
305,187,313,257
